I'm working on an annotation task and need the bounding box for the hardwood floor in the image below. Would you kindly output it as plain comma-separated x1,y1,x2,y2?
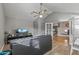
53,36,69,46
48,36,79,55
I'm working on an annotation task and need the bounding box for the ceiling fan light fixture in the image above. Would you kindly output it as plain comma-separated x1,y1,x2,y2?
31,3,49,18
39,14,43,18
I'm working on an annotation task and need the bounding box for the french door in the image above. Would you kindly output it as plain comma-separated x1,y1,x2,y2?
69,17,79,45
45,23,53,38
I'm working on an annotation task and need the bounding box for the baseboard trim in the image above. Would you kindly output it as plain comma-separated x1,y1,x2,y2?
0,44,4,51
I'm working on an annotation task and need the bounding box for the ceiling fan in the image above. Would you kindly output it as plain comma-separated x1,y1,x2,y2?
31,3,49,18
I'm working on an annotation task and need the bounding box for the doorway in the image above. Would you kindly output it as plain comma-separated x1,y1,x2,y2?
53,21,69,47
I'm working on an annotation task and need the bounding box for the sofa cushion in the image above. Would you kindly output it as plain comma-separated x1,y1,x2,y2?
31,38,40,49
10,37,32,46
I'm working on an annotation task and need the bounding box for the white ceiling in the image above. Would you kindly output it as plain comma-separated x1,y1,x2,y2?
44,3,79,13
3,3,40,20
3,3,79,21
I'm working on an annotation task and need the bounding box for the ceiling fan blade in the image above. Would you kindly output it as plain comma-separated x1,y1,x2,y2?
32,11,39,14
31,11,36,14
31,3,49,18
33,14,39,17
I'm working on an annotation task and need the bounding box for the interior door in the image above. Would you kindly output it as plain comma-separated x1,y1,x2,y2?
45,23,53,38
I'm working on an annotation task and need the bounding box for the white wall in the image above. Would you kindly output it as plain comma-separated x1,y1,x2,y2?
3,3,47,35
3,3,40,35
0,4,5,49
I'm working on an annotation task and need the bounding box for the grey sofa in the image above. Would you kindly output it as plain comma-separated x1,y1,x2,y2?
10,35,52,55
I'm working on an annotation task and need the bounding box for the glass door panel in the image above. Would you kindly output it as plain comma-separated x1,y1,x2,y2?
45,23,53,36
